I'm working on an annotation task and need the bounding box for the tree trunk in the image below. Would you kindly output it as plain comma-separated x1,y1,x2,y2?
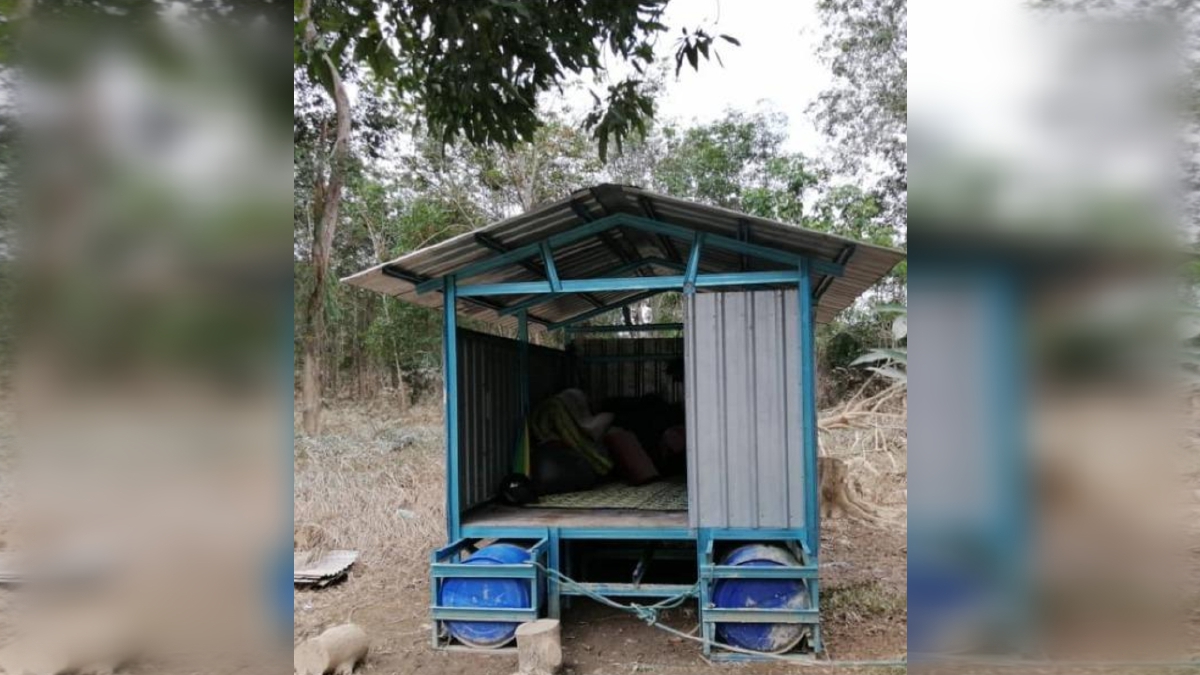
299,0,351,436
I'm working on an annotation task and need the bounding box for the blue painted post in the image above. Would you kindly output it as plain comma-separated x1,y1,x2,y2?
987,270,1030,651
683,232,705,295
697,529,713,656
797,259,823,653
548,528,562,619
798,261,820,554
443,276,461,540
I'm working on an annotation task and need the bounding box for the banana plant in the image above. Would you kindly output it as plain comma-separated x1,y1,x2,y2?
852,304,907,383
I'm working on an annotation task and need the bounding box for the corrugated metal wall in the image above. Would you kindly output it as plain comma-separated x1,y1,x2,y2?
457,330,571,511
574,336,685,405
685,290,806,529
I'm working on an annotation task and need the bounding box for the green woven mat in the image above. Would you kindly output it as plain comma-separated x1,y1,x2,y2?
537,480,687,511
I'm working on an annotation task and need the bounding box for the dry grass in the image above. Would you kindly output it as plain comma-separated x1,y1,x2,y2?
293,399,447,643
292,384,911,645
818,381,909,515
823,579,908,624
294,391,910,671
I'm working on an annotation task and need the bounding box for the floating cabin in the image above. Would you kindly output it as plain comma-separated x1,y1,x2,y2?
343,184,905,659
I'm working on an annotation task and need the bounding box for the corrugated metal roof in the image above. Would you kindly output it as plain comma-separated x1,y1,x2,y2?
342,183,905,328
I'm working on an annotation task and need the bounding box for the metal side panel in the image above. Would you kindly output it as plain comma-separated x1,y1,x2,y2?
574,336,685,405
457,330,571,511
685,290,805,530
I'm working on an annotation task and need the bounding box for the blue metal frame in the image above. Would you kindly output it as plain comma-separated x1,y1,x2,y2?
988,268,1030,651
560,582,697,599
546,289,667,331
799,260,820,557
455,270,803,298
430,536,550,648
415,216,624,294
432,218,829,659
683,231,705,294
564,322,683,334
697,530,822,659
616,214,844,278
443,276,461,540
460,525,698,541
495,258,686,318
413,213,843,295
539,241,562,292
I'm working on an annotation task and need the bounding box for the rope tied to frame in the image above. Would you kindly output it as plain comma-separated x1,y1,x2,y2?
531,560,696,627
527,560,905,667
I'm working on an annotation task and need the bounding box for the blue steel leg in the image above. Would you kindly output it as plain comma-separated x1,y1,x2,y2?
547,529,562,619
799,260,821,653
443,276,461,541
697,529,714,657
988,270,1030,652
562,541,573,610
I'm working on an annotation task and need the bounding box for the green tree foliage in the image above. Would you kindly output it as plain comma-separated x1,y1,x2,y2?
812,0,907,230
1029,0,1199,232
852,304,907,383
654,110,815,215
294,0,734,159
295,104,906,407
651,110,899,248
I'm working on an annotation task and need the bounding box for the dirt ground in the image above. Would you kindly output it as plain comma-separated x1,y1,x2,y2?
293,394,1200,675
293,399,910,675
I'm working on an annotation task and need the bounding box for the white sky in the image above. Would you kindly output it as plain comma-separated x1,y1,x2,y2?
650,0,831,154
910,0,1173,199
908,0,1036,158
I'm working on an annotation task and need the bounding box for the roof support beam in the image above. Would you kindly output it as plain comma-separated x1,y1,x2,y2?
380,264,552,326
580,192,652,279
565,323,683,334
457,270,803,297
616,215,845,278
547,289,668,331
474,232,602,308
639,196,682,264
539,241,562,292
604,256,687,276
413,213,843,295
683,232,705,295
413,215,627,294
495,257,686,318
598,230,636,267
814,244,856,300
737,219,750,272
570,199,596,222
498,292,567,317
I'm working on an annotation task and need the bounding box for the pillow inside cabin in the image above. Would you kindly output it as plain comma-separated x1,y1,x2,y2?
602,427,660,486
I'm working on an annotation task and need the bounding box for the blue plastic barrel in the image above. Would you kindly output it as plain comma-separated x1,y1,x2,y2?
711,544,810,653
439,543,533,648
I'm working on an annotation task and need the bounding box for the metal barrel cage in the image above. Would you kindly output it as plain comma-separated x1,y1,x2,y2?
425,212,827,660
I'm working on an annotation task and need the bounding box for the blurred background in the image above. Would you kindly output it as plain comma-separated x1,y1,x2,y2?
908,0,1200,666
0,1,291,672
0,0,1195,671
